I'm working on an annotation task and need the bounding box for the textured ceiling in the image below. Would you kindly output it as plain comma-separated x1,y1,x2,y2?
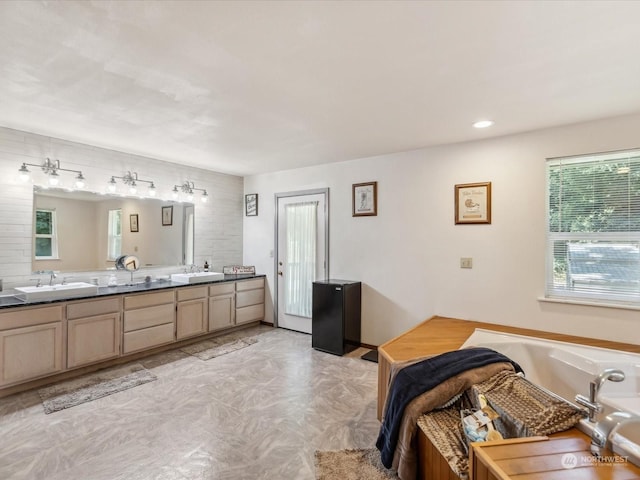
2,1,640,176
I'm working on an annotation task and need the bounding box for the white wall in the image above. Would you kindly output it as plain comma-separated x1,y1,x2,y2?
244,113,640,347
0,126,243,287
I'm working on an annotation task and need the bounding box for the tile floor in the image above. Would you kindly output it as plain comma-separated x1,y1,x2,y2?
0,326,380,479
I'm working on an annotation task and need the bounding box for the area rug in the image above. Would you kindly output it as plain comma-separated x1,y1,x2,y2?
38,363,157,414
180,336,257,360
314,448,397,480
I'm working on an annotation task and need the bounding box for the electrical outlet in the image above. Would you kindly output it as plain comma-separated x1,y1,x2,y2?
460,257,473,269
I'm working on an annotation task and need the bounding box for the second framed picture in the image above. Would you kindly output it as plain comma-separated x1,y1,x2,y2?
130,214,139,232
352,181,377,217
162,206,173,226
245,193,258,216
455,182,492,224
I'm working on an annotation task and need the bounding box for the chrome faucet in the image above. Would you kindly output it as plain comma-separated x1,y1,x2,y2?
591,411,640,457
575,369,626,422
48,271,58,286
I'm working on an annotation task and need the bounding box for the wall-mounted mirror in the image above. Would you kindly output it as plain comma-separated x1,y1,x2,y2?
33,187,194,272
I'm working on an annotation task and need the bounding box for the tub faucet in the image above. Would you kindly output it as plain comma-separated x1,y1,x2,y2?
575,369,625,422
591,411,640,457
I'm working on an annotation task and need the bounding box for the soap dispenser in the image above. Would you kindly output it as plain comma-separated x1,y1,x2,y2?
204,261,209,272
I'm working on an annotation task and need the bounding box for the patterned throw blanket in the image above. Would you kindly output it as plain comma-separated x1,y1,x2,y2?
376,348,523,480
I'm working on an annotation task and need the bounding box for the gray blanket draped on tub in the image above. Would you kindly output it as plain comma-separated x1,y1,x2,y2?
376,347,523,479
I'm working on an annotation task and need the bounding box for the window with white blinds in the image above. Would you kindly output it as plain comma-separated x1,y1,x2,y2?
546,150,640,306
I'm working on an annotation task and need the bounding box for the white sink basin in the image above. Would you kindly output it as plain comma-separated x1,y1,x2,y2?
171,272,225,284
15,282,99,301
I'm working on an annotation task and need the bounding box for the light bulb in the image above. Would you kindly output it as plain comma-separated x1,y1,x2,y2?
128,184,137,195
172,186,179,200
473,120,494,129
107,177,117,193
18,164,31,182
48,172,60,186
75,173,85,189
201,191,208,203
148,183,157,197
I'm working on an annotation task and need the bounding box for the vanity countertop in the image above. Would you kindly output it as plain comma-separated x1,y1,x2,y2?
0,274,265,310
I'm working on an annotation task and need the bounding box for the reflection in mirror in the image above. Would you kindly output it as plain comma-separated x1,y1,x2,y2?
33,187,194,272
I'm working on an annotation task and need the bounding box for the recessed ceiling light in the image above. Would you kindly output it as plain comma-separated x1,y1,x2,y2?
473,120,494,129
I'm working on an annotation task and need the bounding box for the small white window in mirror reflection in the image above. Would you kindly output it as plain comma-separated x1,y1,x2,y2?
107,209,122,261
35,209,59,259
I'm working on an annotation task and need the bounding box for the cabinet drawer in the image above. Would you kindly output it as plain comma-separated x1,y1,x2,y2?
123,323,175,354
236,289,265,308
209,283,235,296
67,297,121,320
124,290,174,310
236,278,264,292
124,303,175,332
176,286,208,302
0,305,63,330
236,304,264,324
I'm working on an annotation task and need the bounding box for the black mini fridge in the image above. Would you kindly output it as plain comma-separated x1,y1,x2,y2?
312,280,361,356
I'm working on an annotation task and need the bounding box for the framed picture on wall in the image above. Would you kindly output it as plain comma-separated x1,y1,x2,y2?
130,214,139,232
162,205,173,226
352,181,377,217
245,193,258,216
455,182,492,224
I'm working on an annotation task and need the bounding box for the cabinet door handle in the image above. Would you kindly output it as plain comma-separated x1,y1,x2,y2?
278,271,283,276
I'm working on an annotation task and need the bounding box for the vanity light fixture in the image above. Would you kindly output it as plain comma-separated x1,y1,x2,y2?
108,171,156,197
173,181,209,203
473,120,494,129
75,172,86,189
18,158,86,189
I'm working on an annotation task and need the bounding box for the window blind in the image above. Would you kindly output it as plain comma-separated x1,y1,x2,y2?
546,150,640,305
284,201,318,318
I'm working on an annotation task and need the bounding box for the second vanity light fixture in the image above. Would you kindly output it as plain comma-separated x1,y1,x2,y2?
172,181,209,203
18,158,86,188
108,171,157,197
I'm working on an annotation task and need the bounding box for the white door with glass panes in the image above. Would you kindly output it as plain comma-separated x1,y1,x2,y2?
276,192,327,334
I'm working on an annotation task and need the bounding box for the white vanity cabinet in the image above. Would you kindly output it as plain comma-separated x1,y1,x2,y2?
0,305,64,386
123,290,175,354
208,283,235,331
67,297,121,369
176,286,208,340
235,278,265,325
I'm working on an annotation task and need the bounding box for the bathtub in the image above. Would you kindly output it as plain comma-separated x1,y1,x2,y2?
461,328,640,465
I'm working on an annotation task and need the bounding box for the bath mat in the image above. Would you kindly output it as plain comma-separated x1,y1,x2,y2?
38,363,157,414
315,448,397,480
181,336,257,360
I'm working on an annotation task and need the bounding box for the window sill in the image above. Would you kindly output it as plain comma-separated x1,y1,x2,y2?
538,296,640,311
